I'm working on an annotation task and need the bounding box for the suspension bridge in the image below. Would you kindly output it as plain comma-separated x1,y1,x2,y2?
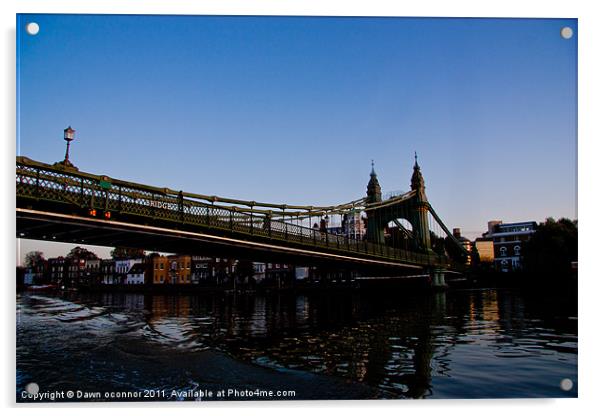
16,150,466,286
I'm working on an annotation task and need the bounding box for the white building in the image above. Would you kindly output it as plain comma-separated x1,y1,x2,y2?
125,263,146,284
23,270,35,285
489,221,537,272
295,267,310,280
115,258,143,283
345,211,366,240
191,256,212,283
253,262,266,282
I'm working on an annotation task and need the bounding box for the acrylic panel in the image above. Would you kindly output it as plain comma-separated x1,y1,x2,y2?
16,14,577,402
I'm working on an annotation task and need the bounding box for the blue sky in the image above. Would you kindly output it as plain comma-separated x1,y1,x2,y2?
16,14,577,261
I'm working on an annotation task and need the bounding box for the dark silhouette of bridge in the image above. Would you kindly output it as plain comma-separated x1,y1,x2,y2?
16,152,466,283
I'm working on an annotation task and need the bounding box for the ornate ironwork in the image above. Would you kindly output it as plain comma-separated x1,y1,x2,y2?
16,156,448,267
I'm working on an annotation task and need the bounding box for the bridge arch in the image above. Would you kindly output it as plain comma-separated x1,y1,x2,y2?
365,157,431,252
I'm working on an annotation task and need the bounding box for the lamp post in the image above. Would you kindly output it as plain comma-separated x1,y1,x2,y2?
54,126,78,170
63,126,75,163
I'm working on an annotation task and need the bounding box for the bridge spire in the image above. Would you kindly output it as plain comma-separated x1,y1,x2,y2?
411,152,425,196
409,153,430,252
365,160,384,244
366,159,382,204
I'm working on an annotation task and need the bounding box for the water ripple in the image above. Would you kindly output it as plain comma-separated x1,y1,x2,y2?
17,288,577,400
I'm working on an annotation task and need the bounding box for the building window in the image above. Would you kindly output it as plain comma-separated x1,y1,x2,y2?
514,245,521,255
500,247,507,257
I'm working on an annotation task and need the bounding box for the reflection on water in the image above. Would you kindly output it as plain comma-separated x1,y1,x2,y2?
16,288,577,400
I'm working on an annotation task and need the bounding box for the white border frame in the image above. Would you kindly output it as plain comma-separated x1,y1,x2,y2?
3,1,599,415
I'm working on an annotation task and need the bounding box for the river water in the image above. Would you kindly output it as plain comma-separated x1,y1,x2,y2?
16,287,577,401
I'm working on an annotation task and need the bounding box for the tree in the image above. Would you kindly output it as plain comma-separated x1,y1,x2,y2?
111,247,145,259
66,246,99,260
522,217,577,280
25,251,45,268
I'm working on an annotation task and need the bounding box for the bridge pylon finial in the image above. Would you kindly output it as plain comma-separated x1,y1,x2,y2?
366,159,382,204
411,151,426,197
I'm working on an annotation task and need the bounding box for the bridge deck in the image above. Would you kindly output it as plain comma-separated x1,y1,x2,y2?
16,157,448,269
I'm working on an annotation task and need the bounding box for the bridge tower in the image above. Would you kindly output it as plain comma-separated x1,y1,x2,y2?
365,161,385,244
410,153,431,252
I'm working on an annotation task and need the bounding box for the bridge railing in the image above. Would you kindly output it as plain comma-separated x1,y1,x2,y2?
16,157,447,267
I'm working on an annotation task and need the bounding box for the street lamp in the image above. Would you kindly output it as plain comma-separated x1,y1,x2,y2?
54,126,78,170
63,126,75,163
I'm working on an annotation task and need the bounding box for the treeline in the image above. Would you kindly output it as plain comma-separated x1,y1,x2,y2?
521,217,577,282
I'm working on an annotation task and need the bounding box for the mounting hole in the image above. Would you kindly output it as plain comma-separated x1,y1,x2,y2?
560,27,573,39
26,22,40,35
560,378,573,391
25,382,39,395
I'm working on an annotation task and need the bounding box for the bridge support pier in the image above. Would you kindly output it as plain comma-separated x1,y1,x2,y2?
429,268,447,290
